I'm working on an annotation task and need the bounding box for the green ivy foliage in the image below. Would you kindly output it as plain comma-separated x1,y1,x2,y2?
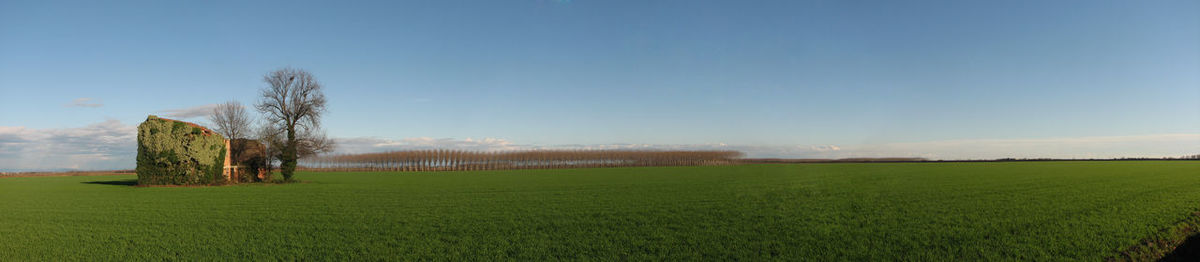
136,115,227,185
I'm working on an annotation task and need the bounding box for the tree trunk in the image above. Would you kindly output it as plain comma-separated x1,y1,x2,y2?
281,126,298,181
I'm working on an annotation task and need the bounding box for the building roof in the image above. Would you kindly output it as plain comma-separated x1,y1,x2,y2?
148,115,218,136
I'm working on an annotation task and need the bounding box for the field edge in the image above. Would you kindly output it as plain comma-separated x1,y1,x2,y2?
1110,210,1200,261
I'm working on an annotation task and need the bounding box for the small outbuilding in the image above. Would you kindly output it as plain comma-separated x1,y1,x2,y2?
225,138,270,182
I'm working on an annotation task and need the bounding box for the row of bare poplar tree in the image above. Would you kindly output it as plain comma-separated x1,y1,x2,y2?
298,149,744,172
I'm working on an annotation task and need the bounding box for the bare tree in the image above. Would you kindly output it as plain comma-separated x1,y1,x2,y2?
255,67,334,181
209,101,251,140
255,121,282,176
209,101,252,163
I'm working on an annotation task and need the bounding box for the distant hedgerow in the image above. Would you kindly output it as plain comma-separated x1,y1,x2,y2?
298,149,744,172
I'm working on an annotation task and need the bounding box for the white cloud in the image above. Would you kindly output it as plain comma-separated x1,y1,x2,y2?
158,104,217,119
810,145,841,152
65,98,103,108
330,138,826,158
331,134,1200,160
0,119,137,171
334,138,757,155
841,134,1200,160
334,137,523,154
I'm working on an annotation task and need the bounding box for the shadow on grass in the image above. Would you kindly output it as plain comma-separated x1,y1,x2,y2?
81,179,138,186
1160,234,1200,262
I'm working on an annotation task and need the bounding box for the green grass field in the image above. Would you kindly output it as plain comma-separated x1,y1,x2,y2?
2,161,1199,260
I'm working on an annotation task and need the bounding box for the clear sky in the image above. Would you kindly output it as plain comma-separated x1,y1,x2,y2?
1,0,1198,170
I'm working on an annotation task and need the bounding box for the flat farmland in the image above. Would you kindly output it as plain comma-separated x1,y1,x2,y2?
1,162,1199,260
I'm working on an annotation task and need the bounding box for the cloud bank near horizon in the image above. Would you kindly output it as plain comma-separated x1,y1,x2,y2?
333,135,1200,160
0,119,136,171
158,104,218,119
1,120,1197,171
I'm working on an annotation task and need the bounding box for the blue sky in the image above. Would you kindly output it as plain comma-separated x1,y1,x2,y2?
1,0,1198,170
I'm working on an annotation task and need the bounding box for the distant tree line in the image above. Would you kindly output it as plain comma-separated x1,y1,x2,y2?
298,150,743,172
740,158,928,163
740,155,1200,164
990,155,1200,161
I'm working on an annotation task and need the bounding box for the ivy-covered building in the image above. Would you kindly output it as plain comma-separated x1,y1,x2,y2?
136,115,269,185
136,115,227,185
